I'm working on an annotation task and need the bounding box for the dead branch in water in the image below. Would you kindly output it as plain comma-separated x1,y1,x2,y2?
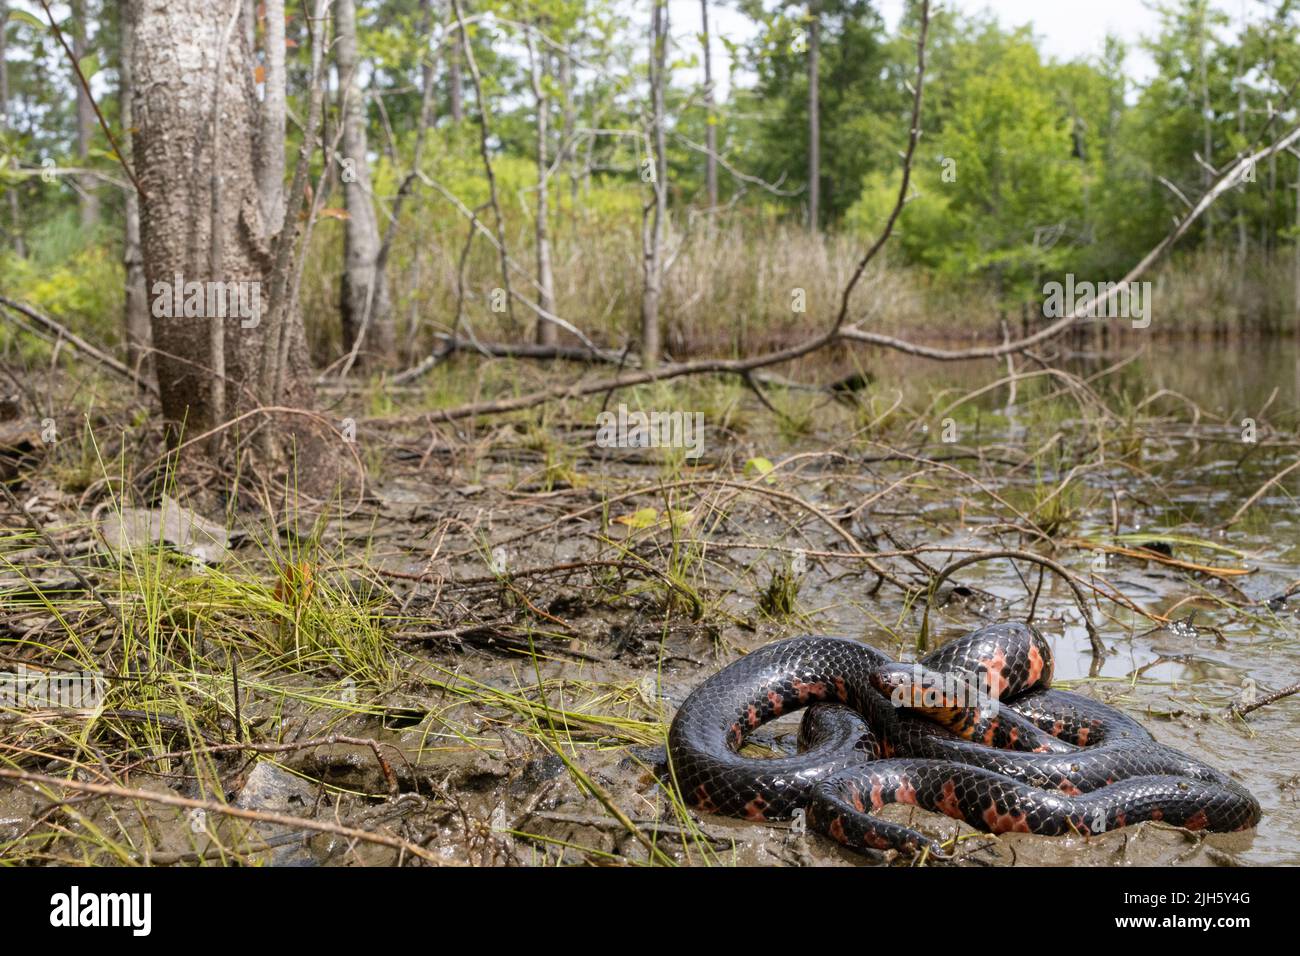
1228,681,1300,719
1220,458,1300,530
921,550,1106,663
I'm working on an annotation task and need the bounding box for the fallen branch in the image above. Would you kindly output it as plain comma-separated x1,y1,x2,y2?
0,296,156,394
372,329,845,426
1065,539,1252,579
415,335,624,365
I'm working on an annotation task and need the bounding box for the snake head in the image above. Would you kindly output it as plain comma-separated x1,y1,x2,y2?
871,663,927,707
871,663,984,711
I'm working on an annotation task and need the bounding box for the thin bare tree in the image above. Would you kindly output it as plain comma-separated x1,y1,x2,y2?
527,26,557,346
641,0,668,369
0,0,24,255
451,0,514,328
1197,0,1213,251
701,0,717,209
558,45,578,210
336,0,394,363
118,1,149,369
807,0,820,231
447,0,462,121
70,0,99,229
1294,156,1300,322
418,0,438,132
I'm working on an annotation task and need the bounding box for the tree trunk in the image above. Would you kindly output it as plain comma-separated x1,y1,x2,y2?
1293,158,1300,324
336,0,394,363
451,0,513,330
807,1,820,231
701,0,717,210
418,0,438,133
641,0,668,369
1235,31,1247,275
71,0,100,230
1198,5,1213,251
559,49,578,212
119,2,150,371
528,28,556,346
257,0,287,234
448,8,463,123
0,0,24,256
129,0,313,439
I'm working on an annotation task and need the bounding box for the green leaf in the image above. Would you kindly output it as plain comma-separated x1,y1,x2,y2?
743,456,776,483
666,508,693,530
613,507,658,530
78,53,101,81
6,9,47,31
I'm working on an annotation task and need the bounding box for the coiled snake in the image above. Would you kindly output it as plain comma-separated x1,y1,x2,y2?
667,623,1260,857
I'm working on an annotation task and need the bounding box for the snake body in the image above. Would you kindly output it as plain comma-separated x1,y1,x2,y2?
667,623,1260,857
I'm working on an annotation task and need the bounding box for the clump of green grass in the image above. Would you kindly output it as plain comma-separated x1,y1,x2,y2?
1029,481,1080,538
757,562,802,618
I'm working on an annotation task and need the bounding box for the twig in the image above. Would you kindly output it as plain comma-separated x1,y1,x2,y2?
117,734,403,796
35,0,146,199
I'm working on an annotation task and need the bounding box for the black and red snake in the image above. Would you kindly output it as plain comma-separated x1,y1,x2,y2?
667,623,1260,858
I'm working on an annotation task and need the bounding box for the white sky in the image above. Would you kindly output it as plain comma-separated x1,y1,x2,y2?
673,0,1253,98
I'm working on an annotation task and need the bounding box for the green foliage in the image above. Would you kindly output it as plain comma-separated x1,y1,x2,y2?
740,0,895,223
1,213,123,344
8,0,1300,350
